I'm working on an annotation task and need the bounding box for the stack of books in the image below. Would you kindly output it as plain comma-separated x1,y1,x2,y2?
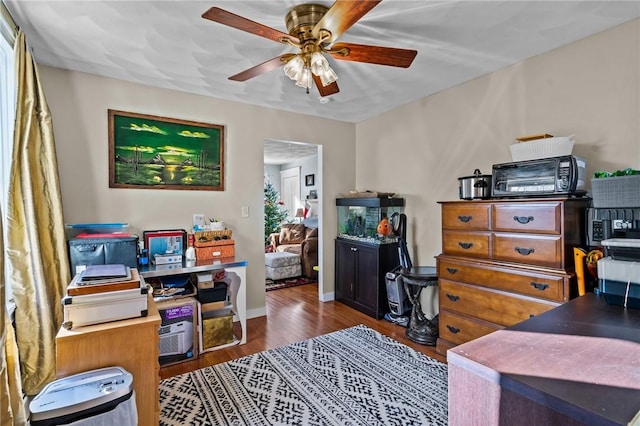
62,264,149,329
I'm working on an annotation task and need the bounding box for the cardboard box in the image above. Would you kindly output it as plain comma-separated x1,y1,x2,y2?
194,242,235,260
156,297,198,366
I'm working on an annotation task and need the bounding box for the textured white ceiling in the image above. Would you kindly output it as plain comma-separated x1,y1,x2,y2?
263,139,318,165
6,1,640,126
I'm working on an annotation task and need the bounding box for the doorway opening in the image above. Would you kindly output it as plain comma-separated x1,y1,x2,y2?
264,139,323,299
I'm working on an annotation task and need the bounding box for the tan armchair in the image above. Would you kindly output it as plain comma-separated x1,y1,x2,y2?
269,223,318,279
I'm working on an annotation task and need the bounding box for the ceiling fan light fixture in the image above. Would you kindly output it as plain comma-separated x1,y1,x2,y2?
283,55,305,80
295,67,312,89
318,66,338,87
310,51,337,87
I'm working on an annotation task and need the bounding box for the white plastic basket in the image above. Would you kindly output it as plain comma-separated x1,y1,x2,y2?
509,135,575,162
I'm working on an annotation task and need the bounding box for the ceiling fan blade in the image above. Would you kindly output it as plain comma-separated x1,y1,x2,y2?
229,54,296,82
328,42,417,68
202,7,299,45
313,75,340,97
312,0,381,42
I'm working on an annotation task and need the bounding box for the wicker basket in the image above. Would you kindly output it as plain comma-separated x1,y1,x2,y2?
194,229,232,243
194,238,234,248
591,175,640,208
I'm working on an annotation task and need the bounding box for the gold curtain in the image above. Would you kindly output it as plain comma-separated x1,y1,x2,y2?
0,206,27,426
6,31,70,396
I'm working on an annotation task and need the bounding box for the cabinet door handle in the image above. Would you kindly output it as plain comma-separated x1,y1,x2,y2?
513,215,534,224
458,242,473,250
458,215,472,223
514,247,535,255
446,325,460,334
446,293,460,302
351,247,358,252
446,267,458,274
530,282,549,291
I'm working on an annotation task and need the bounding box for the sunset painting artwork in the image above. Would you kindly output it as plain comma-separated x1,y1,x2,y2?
108,110,224,191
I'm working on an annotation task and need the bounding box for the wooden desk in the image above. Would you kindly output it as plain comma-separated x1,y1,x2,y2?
447,294,640,425
56,296,161,426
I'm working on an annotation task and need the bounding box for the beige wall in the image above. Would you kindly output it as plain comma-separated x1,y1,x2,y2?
356,18,640,266
38,67,355,317
40,18,639,318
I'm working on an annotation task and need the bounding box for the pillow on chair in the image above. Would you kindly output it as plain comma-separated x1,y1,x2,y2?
279,224,306,245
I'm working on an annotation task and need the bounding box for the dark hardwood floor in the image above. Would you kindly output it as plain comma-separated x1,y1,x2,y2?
160,283,445,380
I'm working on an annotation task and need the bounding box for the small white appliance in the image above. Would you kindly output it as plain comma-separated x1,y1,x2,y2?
159,320,194,356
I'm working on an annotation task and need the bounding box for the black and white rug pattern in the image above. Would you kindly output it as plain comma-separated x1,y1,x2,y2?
159,324,448,426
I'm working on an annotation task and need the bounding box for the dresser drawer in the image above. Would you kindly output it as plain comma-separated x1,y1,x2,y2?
439,279,559,326
442,204,490,230
494,233,562,268
437,256,568,302
442,230,491,258
493,203,561,234
439,309,501,346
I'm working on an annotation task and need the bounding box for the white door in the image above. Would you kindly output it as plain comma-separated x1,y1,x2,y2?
280,167,301,220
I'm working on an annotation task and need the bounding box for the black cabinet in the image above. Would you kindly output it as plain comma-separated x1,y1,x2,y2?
335,239,400,319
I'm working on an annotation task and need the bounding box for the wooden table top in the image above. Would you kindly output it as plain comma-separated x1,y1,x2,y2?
448,293,640,426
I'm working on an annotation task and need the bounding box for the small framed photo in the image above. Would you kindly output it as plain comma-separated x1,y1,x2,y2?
143,229,187,259
305,174,315,187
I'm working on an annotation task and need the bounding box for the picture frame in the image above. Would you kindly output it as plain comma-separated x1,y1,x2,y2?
305,174,315,187
108,110,225,191
143,229,187,260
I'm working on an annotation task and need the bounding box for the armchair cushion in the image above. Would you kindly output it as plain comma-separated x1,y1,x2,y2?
279,223,306,245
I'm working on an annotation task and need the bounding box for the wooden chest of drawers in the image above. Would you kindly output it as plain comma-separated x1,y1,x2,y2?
436,198,589,355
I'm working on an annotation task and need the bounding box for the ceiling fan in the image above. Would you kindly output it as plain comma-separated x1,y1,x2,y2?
201,1,418,97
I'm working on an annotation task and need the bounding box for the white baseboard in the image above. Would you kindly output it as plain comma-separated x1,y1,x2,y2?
247,306,267,320
319,292,335,302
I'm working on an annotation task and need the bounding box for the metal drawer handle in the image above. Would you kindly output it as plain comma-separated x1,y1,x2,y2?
530,282,549,291
446,325,460,334
458,242,473,250
446,293,460,302
458,215,472,223
513,215,534,224
446,267,458,274
514,247,535,255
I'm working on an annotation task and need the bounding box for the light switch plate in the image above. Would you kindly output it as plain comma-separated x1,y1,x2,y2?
241,206,249,218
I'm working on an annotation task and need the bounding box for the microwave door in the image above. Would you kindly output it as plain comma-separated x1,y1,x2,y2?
493,162,557,196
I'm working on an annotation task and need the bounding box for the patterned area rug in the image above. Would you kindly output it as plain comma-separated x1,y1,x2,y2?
159,324,448,426
265,276,316,291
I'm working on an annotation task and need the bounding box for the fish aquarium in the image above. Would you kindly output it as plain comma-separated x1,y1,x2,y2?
336,197,405,245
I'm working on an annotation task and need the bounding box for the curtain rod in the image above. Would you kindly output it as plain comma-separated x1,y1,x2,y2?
0,1,18,37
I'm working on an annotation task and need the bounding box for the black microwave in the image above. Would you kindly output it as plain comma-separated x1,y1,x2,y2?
491,155,587,198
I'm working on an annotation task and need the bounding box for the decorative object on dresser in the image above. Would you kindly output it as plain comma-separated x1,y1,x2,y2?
435,198,590,356
159,325,448,426
335,197,405,319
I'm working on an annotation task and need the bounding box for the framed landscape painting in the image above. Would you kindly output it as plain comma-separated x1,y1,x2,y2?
109,110,224,190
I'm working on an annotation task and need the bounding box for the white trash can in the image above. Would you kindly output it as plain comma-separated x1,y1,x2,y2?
29,366,137,426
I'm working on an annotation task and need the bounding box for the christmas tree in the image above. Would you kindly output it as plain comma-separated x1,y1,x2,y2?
264,181,288,245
